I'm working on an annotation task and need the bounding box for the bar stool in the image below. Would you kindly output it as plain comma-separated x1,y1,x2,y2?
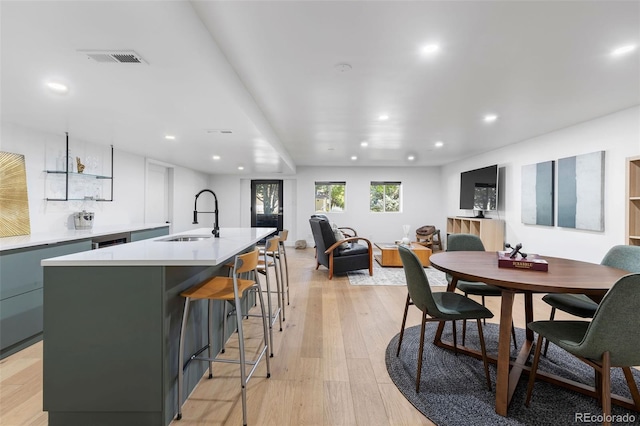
177,248,270,426
276,230,290,306
257,236,283,356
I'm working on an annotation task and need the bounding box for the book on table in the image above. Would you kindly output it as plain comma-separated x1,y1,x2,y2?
497,251,548,272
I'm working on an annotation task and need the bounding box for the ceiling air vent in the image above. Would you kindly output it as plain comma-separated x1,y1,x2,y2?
79,50,147,64
206,129,233,134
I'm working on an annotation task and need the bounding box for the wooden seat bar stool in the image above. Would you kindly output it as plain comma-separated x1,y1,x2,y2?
257,236,284,356
276,229,290,306
177,248,270,426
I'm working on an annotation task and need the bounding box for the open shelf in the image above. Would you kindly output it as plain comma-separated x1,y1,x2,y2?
45,133,113,202
446,217,505,251
627,157,640,245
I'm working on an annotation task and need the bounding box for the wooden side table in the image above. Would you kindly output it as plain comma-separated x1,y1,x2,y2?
374,243,431,267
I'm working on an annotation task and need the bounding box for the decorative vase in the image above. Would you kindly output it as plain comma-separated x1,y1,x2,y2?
401,225,411,245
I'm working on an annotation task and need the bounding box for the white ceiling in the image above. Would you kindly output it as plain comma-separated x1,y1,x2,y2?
1,1,639,175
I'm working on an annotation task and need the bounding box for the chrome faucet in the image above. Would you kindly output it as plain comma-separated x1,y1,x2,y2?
193,189,220,237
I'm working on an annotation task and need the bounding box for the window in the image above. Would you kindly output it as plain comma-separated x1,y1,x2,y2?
370,181,401,212
315,181,346,212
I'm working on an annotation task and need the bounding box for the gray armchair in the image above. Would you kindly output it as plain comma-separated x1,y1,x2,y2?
310,214,357,238
309,217,372,280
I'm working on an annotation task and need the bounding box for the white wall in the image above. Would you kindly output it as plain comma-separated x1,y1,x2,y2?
211,166,443,246
295,166,444,245
1,122,211,235
442,106,640,263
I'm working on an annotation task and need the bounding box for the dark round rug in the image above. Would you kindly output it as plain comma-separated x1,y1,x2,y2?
386,322,640,426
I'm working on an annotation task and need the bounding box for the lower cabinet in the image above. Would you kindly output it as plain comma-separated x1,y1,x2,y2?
131,226,169,242
0,239,91,358
0,226,170,359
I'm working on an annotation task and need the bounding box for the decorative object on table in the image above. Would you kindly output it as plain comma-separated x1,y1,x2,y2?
386,322,640,425
415,225,442,251
0,151,31,237
73,210,94,229
505,242,527,258
497,250,548,271
557,150,605,231
76,157,85,173
401,224,411,245
521,160,555,226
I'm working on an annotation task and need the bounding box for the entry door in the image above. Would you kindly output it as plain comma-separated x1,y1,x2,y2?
251,180,283,232
145,162,172,231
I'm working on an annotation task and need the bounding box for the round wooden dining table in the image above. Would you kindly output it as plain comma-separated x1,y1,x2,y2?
429,251,629,417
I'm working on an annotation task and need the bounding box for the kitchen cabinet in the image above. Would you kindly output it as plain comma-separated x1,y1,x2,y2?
45,132,113,202
131,226,170,242
0,239,91,358
0,225,170,359
42,227,273,426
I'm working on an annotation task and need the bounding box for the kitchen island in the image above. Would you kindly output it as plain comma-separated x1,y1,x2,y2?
41,227,276,426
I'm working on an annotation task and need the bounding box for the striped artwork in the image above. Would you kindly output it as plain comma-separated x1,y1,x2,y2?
557,151,605,231
521,160,555,226
0,151,31,237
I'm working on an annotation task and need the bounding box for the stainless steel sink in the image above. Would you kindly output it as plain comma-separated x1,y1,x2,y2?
158,235,212,242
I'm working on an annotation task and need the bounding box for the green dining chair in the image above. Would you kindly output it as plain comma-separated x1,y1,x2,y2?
542,245,640,356
396,245,493,392
525,273,640,422
446,233,517,349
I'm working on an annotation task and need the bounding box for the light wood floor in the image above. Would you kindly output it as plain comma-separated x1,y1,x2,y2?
0,248,590,425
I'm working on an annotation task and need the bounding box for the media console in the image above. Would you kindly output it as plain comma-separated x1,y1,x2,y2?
446,216,505,251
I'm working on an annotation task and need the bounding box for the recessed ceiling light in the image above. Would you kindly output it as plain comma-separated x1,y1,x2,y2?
434,141,444,148
46,81,68,94
360,141,368,147
611,44,637,56
351,156,358,161
483,114,498,123
421,44,440,55
237,166,244,170
164,135,176,140
212,155,221,160
407,155,415,161
378,114,389,121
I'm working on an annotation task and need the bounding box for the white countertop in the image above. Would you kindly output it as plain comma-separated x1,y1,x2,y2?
0,223,170,252
41,227,276,267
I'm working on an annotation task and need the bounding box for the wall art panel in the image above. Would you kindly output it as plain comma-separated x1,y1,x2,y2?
521,160,554,226
557,151,605,231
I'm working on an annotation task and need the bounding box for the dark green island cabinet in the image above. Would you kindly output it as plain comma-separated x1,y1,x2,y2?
41,227,274,426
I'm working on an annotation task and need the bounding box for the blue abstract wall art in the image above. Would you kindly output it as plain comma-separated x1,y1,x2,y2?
557,151,605,231
521,160,554,226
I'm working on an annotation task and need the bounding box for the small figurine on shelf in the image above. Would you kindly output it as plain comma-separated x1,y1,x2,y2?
505,243,527,259
76,157,85,174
